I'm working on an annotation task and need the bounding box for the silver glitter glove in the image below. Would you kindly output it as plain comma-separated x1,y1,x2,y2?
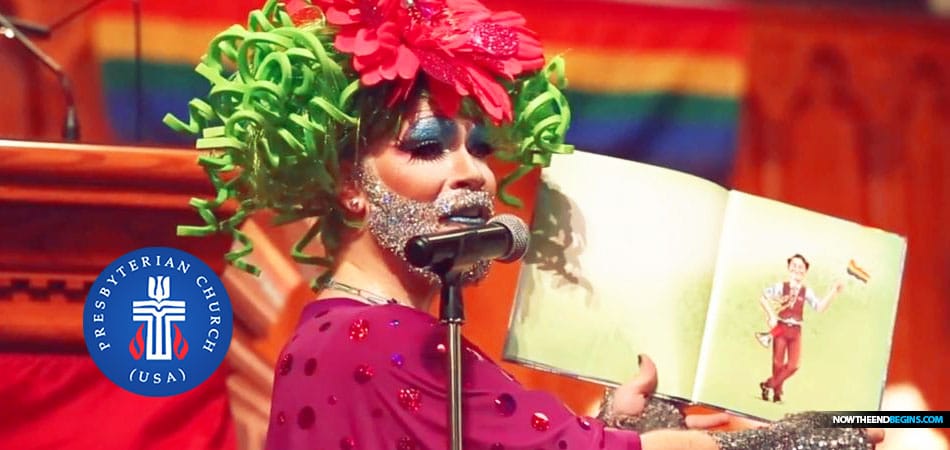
710,412,872,450
596,388,687,432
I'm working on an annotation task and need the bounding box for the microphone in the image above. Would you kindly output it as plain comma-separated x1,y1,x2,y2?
0,12,79,141
405,214,530,272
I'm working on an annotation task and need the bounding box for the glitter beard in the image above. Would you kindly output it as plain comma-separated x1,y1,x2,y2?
357,166,494,284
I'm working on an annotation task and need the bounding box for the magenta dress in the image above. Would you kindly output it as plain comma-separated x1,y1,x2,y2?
264,298,642,450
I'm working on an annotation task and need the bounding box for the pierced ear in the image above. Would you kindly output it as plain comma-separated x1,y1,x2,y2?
337,163,367,215
344,197,365,214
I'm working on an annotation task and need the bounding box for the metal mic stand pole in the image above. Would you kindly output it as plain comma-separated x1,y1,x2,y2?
435,263,465,450
0,12,78,141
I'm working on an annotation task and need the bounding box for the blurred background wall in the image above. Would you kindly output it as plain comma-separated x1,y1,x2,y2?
0,0,947,449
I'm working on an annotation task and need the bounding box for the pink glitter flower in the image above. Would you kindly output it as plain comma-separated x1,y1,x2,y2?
300,0,544,123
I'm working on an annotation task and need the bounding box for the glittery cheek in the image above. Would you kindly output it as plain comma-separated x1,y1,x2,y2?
357,166,444,282
357,164,496,283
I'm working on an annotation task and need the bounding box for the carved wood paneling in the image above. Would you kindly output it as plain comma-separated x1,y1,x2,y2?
734,7,950,432
0,141,235,347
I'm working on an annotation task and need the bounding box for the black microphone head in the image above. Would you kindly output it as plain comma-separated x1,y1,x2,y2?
404,235,433,268
488,214,529,263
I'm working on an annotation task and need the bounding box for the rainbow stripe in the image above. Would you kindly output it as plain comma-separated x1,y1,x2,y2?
91,1,248,143
92,0,747,182
487,0,748,183
847,259,871,284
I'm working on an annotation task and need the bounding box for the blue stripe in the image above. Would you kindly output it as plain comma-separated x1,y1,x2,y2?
101,61,209,144
566,118,738,184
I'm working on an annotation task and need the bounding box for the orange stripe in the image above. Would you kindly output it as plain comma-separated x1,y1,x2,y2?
94,15,746,97
548,46,746,96
848,260,871,280
93,15,232,63
485,0,747,57
95,0,260,22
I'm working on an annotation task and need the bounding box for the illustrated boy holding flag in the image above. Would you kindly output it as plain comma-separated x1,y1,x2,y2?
754,254,868,403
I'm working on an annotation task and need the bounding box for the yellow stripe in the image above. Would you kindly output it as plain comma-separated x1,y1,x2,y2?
93,15,228,63
547,45,746,97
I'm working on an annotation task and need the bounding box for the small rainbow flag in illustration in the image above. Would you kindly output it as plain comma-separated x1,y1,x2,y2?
847,259,871,284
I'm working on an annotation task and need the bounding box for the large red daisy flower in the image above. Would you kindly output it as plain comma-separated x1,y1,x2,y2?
293,0,545,123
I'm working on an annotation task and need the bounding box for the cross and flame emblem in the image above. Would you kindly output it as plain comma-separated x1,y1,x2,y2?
129,276,188,360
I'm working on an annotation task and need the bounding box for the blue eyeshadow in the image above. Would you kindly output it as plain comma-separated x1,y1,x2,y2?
400,116,459,151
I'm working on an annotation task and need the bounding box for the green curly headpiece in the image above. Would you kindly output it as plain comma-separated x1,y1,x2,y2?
163,0,573,279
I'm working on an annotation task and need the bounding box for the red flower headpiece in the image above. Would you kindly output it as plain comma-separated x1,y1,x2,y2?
287,0,544,123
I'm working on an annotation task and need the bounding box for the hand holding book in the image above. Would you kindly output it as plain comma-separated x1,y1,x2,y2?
600,356,886,449
601,355,731,432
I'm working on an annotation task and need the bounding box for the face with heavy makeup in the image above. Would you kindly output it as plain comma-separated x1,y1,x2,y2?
353,97,499,283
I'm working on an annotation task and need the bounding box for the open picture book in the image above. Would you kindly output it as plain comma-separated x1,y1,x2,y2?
503,150,906,421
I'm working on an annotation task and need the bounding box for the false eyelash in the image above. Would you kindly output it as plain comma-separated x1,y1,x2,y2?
400,140,449,162
466,126,495,158
466,139,495,159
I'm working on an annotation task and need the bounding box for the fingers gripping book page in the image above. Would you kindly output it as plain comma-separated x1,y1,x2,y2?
504,151,728,400
693,192,906,420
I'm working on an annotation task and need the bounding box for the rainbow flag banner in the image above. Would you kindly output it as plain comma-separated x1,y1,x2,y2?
489,0,748,184
93,0,747,183
92,0,258,143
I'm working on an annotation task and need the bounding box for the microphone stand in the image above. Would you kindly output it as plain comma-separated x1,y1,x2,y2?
404,215,528,450
432,260,466,450
0,12,79,141
0,16,50,38
0,0,122,142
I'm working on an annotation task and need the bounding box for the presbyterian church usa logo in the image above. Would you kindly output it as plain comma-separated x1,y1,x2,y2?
83,247,233,397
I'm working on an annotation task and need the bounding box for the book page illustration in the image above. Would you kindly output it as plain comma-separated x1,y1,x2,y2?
693,192,905,420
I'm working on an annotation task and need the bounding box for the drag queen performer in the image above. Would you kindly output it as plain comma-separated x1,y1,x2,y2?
165,0,883,448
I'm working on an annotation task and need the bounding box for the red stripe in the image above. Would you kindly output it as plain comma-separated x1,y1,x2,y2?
96,0,746,55
96,0,261,22
483,0,747,56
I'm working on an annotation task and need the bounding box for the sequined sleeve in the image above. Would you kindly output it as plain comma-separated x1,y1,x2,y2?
265,299,641,450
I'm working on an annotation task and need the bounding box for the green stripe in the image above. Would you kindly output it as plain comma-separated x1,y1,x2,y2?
564,90,739,124
101,59,207,90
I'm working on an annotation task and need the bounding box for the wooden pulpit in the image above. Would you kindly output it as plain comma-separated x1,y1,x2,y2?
0,140,314,450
